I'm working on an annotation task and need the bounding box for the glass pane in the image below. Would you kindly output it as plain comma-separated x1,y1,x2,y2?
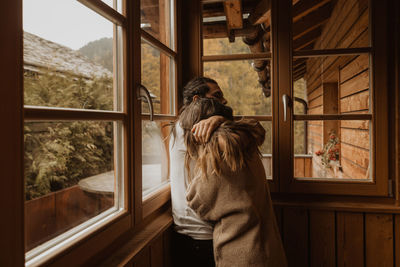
141,41,175,115
101,0,123,13
292,0,369,50
259,121,273,180
141,0,175,50
293,120,372,180
24,121,122,251
204,60,272,115
202,1,272,55
23,0,121,111
142,121,170,197
293,54,370,115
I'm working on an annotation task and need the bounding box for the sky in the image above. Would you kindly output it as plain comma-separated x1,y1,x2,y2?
23,0,118,50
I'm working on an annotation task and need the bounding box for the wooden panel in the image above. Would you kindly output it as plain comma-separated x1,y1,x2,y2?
134,248,151,267
341,119,369,130
163,228,172,267
396,215,400,267
308,106,323,114
274,206,283,237
341,142,369,169
304,157,312,177
341,128,369,150
340,90,369,113
150,235,164,267
309,96,323,108
283,208,309,267
294,158,305,177
341,157,369,179
338,8,369,49
340,70,369,98
365,214,394,267
308,85,323,102
336,212,364,267
323,0,368,49
309,210,335,267
340,54,369,83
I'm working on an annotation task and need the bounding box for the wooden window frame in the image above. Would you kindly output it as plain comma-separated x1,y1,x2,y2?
139,0,179,221
0,0,179,265
200,0,389,197
276,0,389,196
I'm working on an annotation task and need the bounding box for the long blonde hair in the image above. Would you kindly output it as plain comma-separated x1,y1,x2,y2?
179,98,261,180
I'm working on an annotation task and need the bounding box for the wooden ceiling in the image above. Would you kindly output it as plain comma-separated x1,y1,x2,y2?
202,0,336,91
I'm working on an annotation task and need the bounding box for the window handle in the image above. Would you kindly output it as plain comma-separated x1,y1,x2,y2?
138,84,154,121
282,94,291,122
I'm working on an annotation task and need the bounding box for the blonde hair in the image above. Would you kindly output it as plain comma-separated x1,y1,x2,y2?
179,98,260,180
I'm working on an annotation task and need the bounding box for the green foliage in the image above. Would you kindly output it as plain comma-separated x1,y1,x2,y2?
24,70,114,200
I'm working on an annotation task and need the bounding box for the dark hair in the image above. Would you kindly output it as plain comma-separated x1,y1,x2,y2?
182,77,218,106
180,98,259,180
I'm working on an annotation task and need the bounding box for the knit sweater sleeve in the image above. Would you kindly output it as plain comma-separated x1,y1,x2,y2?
186,174,222,222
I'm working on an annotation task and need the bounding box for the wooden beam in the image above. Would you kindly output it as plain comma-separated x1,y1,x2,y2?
293,2,332,40
293,0,332,23
247,0,271,25
203,19,258,39
202,0,257,18
224,0,243,29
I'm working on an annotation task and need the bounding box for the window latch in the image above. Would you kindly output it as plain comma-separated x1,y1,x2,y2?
282,94,291,122
138,84,154,121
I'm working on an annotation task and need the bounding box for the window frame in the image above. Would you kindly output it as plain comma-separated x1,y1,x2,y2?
276,0,389,196
19,0,136,265
139,0,179,219
200,0,389,197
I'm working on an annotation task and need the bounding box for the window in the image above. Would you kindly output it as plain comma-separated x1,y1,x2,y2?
23,0,129,265
140,0,177,205
201,0,388,196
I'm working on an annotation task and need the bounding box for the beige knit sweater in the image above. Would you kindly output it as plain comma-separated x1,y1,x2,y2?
186,153,287,267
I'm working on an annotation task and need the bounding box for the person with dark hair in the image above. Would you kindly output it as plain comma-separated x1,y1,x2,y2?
170,77,266,267
181,98,287,267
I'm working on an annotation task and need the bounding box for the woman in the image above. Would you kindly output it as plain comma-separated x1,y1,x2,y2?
180,98,287,267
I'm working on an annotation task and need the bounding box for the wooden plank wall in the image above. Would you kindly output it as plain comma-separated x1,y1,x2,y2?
121,207,400,267
304,0,370,179
276,206,399,267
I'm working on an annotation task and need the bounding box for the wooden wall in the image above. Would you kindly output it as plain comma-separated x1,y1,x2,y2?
304,0,370,179
275,206,400,267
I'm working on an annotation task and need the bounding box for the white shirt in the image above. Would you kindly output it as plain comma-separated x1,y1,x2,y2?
169,122,213,240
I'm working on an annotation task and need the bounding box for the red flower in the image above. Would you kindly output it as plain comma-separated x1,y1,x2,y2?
330,135,335,139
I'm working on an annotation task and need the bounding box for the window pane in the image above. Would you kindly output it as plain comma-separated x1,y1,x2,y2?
293,55,371,115
292,0,369,50
24,121,123,252
141,0,175,50
202,1,272,55
141,41,175,115
23,0,121,111
259,121,272,180
204,60,272,115
142,121,170,198
293,120,372,180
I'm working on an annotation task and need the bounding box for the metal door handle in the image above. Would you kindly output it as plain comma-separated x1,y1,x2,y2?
138,84,154,121
282,94,290,122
